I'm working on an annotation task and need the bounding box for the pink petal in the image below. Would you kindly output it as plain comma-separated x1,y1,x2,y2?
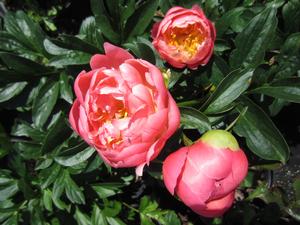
162,146,188,195
74,70,93,104
187,141,232,180
151,22,161,39
196,192,234,218
132,84,154,106
120,63,143,88
69,99,80,134
164,93,180,139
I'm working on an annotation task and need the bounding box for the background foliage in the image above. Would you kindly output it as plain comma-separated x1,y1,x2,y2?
0,0,300,224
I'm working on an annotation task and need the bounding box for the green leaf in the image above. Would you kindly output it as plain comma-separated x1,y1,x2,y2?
202,69,254,114
282,0,300,33
79,16,104,51
90,0,120,43
64,170,85,204
59,72,74,104
102,200,122,217
233,97,289,163
180,107,211,132
74,207,90,225
32,80,60,128
39,163,61,189
230,7,277,68
162,211,181,225
41,112,72,154
124,42,156,64
43,189,53,212
0,175,18,201
0,124,12,159
125,0,159,40
106,217,126,225
11,121,45,142
49,51,91,68
59,34,100,54
14,142,41,160
0,82,27,103
92,182,124,199
250,78,300,103
91,205,108,225
55,147,95,167
4,11,48,56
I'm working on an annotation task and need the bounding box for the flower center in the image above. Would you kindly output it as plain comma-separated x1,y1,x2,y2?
165,24,206,58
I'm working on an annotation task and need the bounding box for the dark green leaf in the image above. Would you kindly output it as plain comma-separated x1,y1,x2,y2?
180,107,211,132
64,171,85,204
91,205,107,225
79,16,104,51
124,42,156,64
92,182,124,199
74,207,90,225
11,121,45,142
41,112,72,154
55,147,95,167
0,82,27,103
233,97,289,163
102,200,122,217
39,163,61,189
230,7,277,68
125,0,159,40
49,51,90,68
282,0,300,33
32,80,60,128
90,0,120,43
14,142,41,160
106,217,126,225
59,34,100,54
202,69,254,114
4,11,48,56
59,72,74,104
43,189,53,212
250,78,300,103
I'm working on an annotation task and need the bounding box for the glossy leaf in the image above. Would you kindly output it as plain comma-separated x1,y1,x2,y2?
180,107,211,132
125,0,159,40
230,7,277,68
251,78,300,103
0,82,27,103
32,80,60,128
233,97,289,163
55,147,95,167
202,69,254,114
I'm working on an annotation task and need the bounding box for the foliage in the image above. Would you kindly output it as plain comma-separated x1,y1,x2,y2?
0,0,299,224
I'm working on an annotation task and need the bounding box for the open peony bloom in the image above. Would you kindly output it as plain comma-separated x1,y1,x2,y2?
151,5,216,70
163,130,248,217
69,43,180,176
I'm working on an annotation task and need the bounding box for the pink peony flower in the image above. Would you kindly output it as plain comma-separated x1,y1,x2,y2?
151,5,216,70
163,130,248,217
69,43,180,175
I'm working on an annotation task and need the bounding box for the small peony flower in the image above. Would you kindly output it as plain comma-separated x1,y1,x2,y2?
163,130,248,217
151,5,216,70
69,43,180,176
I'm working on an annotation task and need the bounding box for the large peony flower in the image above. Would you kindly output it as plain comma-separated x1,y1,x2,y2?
151,5,216,70
163,130,248,217
69,43,180,175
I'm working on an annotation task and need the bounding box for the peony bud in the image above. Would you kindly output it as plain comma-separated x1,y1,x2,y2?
163,130,248,217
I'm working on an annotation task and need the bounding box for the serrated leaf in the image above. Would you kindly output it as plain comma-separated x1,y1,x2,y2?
250,78,300,103
180,107,211,132
0,82,27,103
125,0,158,40
32,80,59,128
202,69,254,114
233,97,289,163
230,7,277,68
55,147,95,167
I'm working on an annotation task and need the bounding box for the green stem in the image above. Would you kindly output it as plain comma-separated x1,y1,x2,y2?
182,133,193,146
122,202,140,213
